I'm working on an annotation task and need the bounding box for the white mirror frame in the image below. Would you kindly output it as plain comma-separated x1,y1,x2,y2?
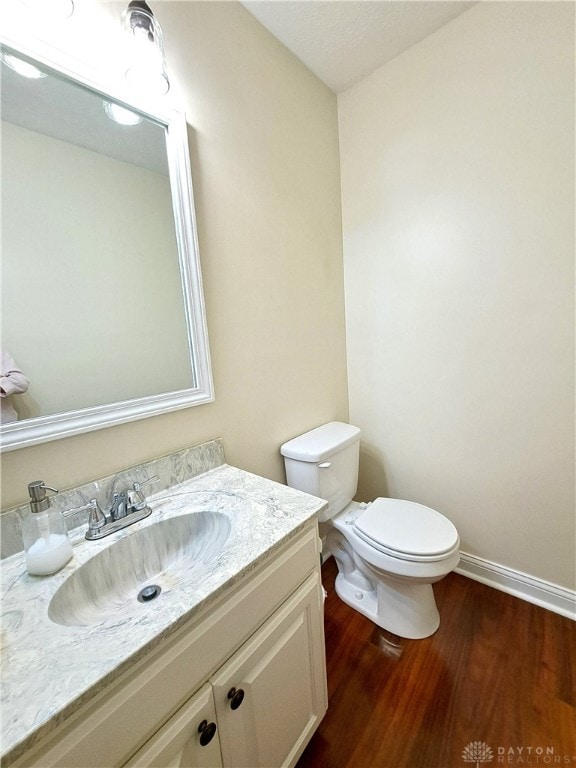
0,33,214,452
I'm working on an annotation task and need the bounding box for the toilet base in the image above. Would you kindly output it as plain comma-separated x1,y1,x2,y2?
334,571,440,639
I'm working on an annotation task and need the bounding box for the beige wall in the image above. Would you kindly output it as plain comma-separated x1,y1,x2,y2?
339,2,575,589
1,1,348,509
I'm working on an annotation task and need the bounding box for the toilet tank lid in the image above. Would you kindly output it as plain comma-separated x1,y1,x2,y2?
280,422,361,462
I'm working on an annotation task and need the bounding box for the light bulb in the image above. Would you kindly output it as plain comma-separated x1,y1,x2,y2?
0,52,47,79
103,101,143,126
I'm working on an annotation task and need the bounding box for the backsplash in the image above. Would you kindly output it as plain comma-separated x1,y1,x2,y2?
0,438,225,560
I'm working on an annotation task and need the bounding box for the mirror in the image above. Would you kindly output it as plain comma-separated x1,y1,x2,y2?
0,38,213,451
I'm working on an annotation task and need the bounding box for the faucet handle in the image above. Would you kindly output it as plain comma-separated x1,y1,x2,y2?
139,474,160,490
127,475,159,512
127,485,146,512
86,499,106,534
62,499,107,537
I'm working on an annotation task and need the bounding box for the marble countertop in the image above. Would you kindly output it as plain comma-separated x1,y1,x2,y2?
0,464,326,763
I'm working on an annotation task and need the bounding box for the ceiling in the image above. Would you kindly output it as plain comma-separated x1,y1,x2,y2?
240,1,477,93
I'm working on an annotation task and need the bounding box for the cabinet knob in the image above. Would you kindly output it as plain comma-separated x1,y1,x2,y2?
227,687,245,710
197,719,217,746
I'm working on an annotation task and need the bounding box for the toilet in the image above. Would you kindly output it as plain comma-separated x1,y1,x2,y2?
281,422,460,639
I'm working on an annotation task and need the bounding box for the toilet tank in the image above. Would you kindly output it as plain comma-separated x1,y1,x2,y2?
280,422,361,522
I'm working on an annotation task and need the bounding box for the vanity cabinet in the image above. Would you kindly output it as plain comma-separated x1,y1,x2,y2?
10,524,327,768
128,574,322,768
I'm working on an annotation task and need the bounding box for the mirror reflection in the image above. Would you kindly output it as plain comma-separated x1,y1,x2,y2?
0,42,211,448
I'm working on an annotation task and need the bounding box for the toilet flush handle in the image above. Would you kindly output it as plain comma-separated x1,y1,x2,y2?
319,462,332,469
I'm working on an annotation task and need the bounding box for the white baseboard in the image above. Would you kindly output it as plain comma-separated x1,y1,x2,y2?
456,552,576,621
322,543,575,621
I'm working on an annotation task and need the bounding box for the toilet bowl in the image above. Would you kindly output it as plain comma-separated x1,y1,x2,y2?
281,422,460,639
328,499,459,638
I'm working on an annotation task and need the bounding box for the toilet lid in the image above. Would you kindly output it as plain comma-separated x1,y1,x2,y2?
353,498,459,560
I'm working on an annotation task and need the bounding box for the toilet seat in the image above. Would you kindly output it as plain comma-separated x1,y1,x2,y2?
353,498,459,562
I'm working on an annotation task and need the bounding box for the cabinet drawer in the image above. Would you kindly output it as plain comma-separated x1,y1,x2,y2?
13,524,320,768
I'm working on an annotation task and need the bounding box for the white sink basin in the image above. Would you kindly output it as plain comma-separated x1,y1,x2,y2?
48,512,231,627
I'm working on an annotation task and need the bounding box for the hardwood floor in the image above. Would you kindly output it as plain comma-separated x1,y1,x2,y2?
297,558,576,768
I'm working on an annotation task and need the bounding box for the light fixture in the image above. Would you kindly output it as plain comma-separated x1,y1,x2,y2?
103,100,143,126
19,0,74,20
0,52,47,79
122,0,170,96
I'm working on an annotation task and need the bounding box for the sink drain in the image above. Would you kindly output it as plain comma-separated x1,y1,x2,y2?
137,584,161,603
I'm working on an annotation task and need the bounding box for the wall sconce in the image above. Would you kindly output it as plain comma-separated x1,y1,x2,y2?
122,0,170,96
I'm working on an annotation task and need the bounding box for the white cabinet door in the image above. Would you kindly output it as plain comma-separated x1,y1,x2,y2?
211,573,327,768
124,683,223,768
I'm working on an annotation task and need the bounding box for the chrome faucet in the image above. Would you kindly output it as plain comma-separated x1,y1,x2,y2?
110,492,128,521
66,476,159,541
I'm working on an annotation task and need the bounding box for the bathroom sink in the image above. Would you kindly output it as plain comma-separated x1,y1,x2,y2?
48,512,231,627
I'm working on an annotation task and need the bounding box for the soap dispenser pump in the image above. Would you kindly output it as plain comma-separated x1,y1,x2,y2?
22,481,73,576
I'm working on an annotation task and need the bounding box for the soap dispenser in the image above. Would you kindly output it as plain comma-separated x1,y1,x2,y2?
22,481,73,576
